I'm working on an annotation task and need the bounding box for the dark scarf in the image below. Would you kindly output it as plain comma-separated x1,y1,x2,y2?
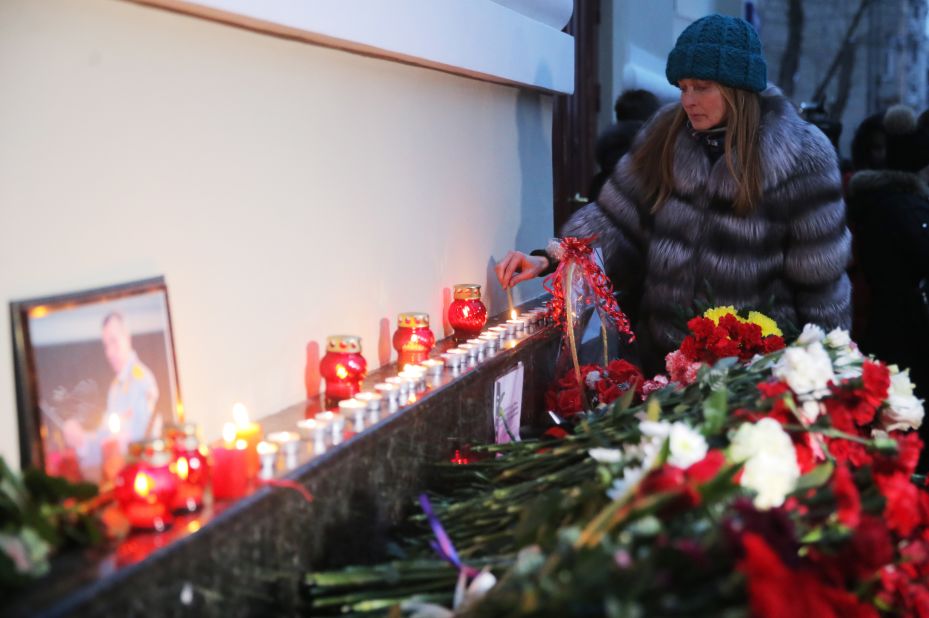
687,122,726,163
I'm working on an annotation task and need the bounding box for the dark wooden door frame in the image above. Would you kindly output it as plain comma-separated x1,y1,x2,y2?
552,0,601,234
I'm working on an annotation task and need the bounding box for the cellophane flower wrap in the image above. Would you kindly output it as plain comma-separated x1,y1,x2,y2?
541,236,640,418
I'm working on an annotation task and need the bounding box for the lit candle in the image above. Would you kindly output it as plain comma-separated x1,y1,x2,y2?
170,422,209,513
353,391,383,413
232,403,261,479
392,312,435,370
315,411,345,445
442,349,467,369
385,376,410,399
447,284,488,342
101,412,124,483
420,359,444,376
267,431,301,471
296,419,326,455
256,441,279,480
319,335,367,408
398,366,426,391
114,440,178,531
211,423,249,501
339,398,368,433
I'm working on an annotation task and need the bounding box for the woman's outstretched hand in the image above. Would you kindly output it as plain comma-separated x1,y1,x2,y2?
495,251,549,289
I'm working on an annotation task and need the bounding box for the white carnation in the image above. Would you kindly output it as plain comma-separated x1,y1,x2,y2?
667,423,708,469
729,418,800,509
585,371,602,389
824,327,851,349
796,323,825,345
833,346,865,380
800,400,822,424
589,447,623,464
881,367,925,432
773,342,835,399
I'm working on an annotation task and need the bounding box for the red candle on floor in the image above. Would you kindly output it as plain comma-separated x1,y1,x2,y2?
392,312,435,370
114,440,178,532
211,423,249,501
319,335,367,409
448,284,488,342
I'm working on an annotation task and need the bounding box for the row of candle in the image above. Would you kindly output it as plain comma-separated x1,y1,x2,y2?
112,287,549,532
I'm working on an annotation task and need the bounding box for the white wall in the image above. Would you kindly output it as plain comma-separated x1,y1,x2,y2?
0,0,553,468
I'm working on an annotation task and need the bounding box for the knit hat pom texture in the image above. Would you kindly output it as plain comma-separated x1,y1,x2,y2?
666,14,767,93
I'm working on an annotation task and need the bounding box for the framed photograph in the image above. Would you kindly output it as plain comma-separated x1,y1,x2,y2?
11,277,181,484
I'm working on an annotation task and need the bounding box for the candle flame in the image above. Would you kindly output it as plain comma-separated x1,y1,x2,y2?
175,456,189,480
222,422,236,445
134,471,154,498
232,402,249,426
176,401,185,423
335,364,349,380
108,412,121,435
510,309,517,320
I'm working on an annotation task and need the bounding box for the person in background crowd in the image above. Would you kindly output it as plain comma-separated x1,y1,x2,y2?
613,88,661,124
588,90,662,202
846,111,891,341
497,14,851,375
846,105,929,443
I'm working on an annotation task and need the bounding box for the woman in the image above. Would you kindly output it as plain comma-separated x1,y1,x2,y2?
497,14,851,374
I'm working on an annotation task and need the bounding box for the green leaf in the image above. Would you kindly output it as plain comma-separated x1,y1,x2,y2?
701,387,728,436
793,462,835,492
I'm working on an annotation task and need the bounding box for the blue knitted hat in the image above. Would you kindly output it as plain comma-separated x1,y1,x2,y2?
666,14,767,92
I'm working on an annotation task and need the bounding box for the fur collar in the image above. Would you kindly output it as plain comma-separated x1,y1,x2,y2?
847,168,929,201
639,86,837,200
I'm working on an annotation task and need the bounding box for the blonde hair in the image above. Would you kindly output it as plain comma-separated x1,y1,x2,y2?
632,84,763,216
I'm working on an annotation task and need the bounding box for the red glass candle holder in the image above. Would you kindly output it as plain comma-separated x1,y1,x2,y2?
114,440,178,532
448,284,488,341
170,424,209,513
319,335,367,409
392,312,436,370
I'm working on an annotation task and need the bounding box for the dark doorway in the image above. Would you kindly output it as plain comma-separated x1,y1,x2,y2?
552,0,601,233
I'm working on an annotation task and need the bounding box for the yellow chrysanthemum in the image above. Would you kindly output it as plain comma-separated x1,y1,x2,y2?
746,311,782,337
703,305,741,325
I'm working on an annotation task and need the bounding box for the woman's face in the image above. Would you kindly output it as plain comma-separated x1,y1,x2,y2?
678,79,728,131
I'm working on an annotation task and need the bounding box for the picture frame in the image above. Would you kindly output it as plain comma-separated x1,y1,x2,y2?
10,277,182,483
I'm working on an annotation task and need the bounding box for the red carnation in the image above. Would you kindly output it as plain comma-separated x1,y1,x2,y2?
832,464,861,528
555,387,585,416
876,472,922,537
762,335,786,353
595,378,623,405
739,532,880,618
685,450,726,484
606,359,644,391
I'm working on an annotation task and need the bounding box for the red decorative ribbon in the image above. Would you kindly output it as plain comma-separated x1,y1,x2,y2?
260,478,314,505
542,236,634,340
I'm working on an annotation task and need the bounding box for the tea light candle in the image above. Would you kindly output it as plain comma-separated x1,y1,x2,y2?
316,411,345,445
457,343,477,363
478,332,499,352
354,391,383,413
442,349,467,368
398,367,426,391
374,382,400,406
386,376,411,398
505,318,527,336
420,359,444,376
267,431,301,470
466,338,487,355
296,419,326,455
339,398,368,433
232,403,261,480
212,423,250,501
489,325,510,339
257,441,279,480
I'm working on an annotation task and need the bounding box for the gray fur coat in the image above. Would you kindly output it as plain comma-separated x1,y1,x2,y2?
563,88,852,372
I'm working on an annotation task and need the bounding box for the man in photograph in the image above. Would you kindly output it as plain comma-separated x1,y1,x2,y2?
63,311,160,477
100,312,160,442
